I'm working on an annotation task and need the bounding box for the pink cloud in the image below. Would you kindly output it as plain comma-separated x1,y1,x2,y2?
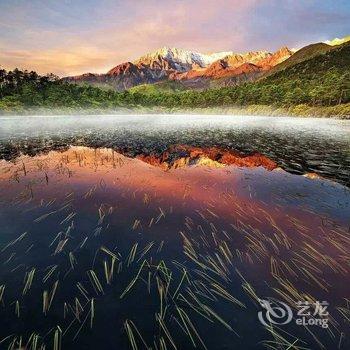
0,0,267,75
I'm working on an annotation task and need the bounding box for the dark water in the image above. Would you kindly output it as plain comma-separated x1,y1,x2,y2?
0,115,349,186
0,115,349,350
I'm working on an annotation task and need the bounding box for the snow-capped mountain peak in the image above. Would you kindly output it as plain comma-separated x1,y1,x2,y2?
134,47,235,70
324,36,350,46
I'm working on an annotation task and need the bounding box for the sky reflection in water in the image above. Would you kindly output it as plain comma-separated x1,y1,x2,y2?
0,145,349,349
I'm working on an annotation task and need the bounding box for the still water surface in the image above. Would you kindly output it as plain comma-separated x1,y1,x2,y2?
0,115,349,349
0,115,349,185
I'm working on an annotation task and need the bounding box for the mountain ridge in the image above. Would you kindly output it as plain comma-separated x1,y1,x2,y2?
63,46,293,90
63,36,348,91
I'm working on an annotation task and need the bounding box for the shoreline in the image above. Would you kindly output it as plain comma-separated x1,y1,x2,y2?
0,103,349,119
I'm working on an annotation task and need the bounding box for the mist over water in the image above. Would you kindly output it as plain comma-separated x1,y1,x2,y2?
1,114,349,185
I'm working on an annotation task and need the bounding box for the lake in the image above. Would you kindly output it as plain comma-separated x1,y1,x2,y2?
0,115,349,349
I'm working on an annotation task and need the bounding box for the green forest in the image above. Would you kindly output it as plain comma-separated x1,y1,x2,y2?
0,42,349,116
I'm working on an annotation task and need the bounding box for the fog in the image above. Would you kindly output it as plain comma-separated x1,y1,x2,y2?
1,114,349,141
0,114,349,186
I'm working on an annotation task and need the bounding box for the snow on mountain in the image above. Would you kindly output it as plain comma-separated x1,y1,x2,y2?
65,46,293,90
324,36,350,46
134,47,234,70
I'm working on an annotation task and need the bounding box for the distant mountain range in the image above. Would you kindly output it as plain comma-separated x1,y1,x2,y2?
63,36,349,91
1,37,349,117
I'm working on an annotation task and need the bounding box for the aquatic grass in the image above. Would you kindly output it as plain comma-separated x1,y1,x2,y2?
0,146,349,349
90,298,95,329
42,265,58,283
73,303,93,341
103,257,116,284
15,300,20,318
127,243,139,266
0,285,5,305
176,307,208,350
124,320,138,350
262,324,307,350
155,313,177,350
76,282,90,301
1,232,27,252
53,327,62,350
210,282,245,308
137,241,155,262
22,268,36,295
54,238,69,255
100,246,119,260
34,210,57,223
120,260,147,299
87,270,104,295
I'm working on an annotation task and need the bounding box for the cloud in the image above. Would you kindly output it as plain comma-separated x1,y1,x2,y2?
1,0,258,75
0,0,348,76
0,46,115,76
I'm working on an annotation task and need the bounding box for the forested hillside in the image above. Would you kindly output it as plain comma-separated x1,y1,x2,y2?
0,42,349,115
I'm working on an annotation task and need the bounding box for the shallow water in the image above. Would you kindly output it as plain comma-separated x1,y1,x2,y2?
0,116,350,350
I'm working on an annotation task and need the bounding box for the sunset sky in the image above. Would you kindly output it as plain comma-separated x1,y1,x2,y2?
0,0,349,76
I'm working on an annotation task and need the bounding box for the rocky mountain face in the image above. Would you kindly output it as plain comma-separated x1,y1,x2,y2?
167,47,293,88
65,62,167,90
64,46,293,90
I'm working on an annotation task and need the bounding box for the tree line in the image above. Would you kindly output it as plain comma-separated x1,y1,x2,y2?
0,43,349,112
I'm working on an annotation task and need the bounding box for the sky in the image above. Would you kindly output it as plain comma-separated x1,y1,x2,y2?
0,0,349,76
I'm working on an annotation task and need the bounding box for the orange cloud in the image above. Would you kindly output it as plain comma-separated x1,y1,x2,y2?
0,45,116,76
0,0,261,76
